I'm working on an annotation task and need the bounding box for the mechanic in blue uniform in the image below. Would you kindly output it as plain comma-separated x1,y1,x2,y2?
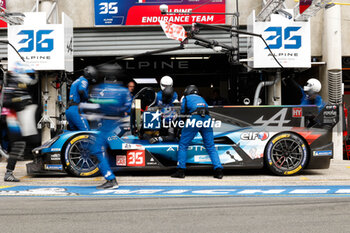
301,78,326,111
87,63,132,190
66,66,97,131
171,85,224,179
156,75,178,106
149,86,178,144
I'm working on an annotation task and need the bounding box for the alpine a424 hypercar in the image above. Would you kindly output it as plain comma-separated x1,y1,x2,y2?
27,89,339,177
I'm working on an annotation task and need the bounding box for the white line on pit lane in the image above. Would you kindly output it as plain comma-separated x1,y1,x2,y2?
1,186,350,197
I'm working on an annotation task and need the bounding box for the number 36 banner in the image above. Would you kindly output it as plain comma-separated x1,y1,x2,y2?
94,0,226,26
247,10,311,68
8,12,73,71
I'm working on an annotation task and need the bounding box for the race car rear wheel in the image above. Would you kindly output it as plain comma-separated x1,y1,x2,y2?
62,134,100,177
265,132,308,176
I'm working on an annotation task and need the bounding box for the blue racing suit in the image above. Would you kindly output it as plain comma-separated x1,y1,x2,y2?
301,91,326,112
156,90,178,106
290,78,326,112
66,76,90,131
89,83,132,181
177,94,223,170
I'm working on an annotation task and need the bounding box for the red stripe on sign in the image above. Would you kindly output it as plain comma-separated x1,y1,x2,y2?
299,0,313,14
126,4,225,26
0,0,7,28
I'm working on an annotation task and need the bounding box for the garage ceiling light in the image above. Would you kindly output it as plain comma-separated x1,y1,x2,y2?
171,56,210,60
133,78,158,84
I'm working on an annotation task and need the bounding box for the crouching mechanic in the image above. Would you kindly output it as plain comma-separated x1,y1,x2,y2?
86,64,132,190
66,66,98,131
149,86,178,144
171,85,223,179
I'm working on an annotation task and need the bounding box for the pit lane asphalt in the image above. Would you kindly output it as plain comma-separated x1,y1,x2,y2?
1,159,350,187
1,159,350,233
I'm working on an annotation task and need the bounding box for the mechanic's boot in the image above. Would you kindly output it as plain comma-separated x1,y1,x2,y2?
171,168,185,178
213,168,223,179
4,171,20,182
96,178,119,190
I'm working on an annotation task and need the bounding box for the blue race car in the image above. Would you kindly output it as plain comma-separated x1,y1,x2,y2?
27,88,339,177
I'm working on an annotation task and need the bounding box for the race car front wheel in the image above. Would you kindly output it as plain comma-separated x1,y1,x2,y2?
62,134,100,177
265,132,309,176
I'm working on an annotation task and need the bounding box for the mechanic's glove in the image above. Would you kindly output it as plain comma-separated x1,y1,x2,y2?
149,137,163,144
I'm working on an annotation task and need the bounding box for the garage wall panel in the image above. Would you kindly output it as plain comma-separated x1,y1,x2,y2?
0,28,248,58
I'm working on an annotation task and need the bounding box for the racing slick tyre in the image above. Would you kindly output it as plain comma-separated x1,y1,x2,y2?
264,132,309,176
61,134,100,177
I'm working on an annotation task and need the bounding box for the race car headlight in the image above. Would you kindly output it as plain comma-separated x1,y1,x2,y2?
33,135,60,151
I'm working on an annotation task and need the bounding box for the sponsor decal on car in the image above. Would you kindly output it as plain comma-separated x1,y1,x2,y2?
50,154,61,161
122,143,145,150
116,155,127,166
44,164,63,171
272,134,290,144
293,108,303,118
284,165,302,175
146,157,159,166
70,135,89,144
166,145,221,152
240,132,269,141
80,168,99,177
313,150,332,156
325,105,337,110
50,148,61,152
108,135,119,141
194,155,211,162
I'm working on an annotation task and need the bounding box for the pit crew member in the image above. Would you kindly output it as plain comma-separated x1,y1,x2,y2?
149,86,178,144
87,64,132,189
301,78,326,111
1,66,37,182
66,66,97,131
156,75,178,106
171,85,223,179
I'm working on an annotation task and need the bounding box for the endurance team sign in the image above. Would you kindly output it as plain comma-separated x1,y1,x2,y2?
94,0,226,26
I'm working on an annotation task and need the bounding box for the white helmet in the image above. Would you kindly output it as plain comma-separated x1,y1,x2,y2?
160,75,173,90
303,78,322,94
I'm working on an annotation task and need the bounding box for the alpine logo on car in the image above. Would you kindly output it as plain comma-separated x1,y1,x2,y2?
241,132,269,141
